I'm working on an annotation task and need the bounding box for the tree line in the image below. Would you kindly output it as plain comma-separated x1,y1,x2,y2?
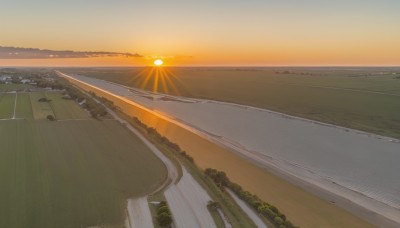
131,116,195,163
156,201,173,227
205,168,298,228
35,77,107,118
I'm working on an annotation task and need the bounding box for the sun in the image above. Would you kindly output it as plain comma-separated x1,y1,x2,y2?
154,59,164,66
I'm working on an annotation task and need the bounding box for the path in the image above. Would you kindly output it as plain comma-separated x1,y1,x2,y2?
12,92,17,119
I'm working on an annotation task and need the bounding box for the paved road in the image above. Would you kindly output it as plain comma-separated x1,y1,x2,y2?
165,168,217,228
227,189,267,228
127,197,154,228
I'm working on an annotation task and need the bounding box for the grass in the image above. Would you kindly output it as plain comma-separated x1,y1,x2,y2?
66,67,400,139
15,93,33,119
207,204,226,228
4,91,89,120
45,92,89,120
0,119,167,228
0,84,34,92
181,156,257,228
224,192,275,228
0,93,16,119
29,92,55,120
0,90,168,227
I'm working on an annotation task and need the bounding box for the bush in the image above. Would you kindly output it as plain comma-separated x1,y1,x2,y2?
38,97,49,102
46,115,55,121
129,116,195,163
207,201,220,209
157,212,172,227
270,205,279,214
284,220,295,228
157,205,171,215
262,207,276,218
274,216,284,225
156,201,172,227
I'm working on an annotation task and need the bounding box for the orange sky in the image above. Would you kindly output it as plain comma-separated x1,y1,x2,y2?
1,1,400,66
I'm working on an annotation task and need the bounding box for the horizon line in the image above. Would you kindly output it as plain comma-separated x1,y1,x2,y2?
1,65,400,68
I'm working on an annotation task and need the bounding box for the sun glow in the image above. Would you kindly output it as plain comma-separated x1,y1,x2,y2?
154,59,164,66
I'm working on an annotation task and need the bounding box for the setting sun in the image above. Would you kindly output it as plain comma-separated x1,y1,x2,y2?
154,59,164,66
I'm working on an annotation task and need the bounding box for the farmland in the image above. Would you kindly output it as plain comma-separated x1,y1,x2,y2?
0,87,167,227
64,67,400,139
15,93,33,119
0,93,15,119
29,92,55,120
44,92,88,120
0,84,33,92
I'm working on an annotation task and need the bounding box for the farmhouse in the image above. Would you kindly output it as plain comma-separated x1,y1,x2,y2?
21,79,31,84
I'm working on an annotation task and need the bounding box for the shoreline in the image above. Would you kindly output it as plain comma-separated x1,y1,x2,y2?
61,72,400,227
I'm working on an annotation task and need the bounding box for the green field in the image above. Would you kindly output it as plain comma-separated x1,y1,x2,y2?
15,93,33,119
45,92,89,120
0,93,16,119
0,84,34,92
0,120,167,228
65,67,400,138
0,90,167,227
3,91,89,120
29,92,55,120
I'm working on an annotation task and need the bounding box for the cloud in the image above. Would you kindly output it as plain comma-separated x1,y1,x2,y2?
0,46,143,59
145,55,193,60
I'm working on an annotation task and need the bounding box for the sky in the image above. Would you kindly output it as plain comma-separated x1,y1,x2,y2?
1,0,400,66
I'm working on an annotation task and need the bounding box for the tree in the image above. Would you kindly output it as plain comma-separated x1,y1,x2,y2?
274,216,284,225
284,220,295,228
207,201,220,209
156,201,172,227
46,115,55,121
157,205,171,215
157,212,172,227
38,97,49,102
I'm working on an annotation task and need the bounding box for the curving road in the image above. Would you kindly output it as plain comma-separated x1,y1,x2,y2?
165,168,217,228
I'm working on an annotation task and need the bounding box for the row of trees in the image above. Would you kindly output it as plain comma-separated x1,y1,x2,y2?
156,201,173,227
99,95,195,163
36,77,107,118
205,168,297,228
131,116,195,163
63,87,107,118
94,95,196,164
